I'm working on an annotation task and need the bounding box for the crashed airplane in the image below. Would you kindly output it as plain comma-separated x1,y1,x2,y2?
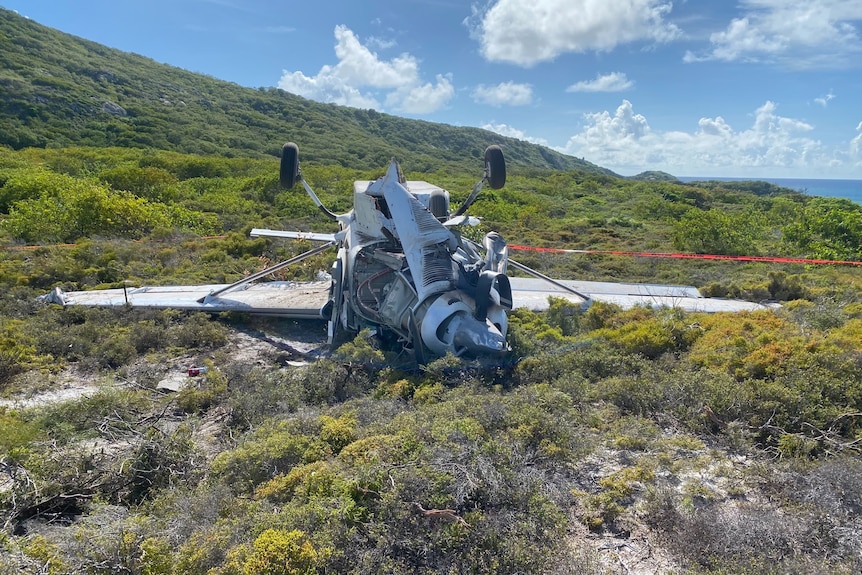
41,144,771,361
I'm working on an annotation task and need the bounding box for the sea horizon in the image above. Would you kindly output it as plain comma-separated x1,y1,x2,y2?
677,176,862,205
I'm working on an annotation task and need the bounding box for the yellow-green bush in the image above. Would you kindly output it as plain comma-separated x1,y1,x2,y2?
242,528,324,575
318,413,357,453
210,420,330,492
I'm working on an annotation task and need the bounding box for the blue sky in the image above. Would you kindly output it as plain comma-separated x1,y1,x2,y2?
4,0,862,178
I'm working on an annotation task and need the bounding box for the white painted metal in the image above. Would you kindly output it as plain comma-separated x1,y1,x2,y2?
41,281,331,318
508,277,773,312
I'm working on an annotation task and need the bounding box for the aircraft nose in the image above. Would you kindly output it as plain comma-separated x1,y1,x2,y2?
452,316,509,356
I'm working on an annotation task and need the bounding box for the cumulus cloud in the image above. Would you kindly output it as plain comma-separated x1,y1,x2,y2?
472,82,534,106
466,0,680,66
387,75,455,114
567,72,634,93
560,99,837,176
278,70,382,110
574,100,651,145
683,0,862,68
277,25,453,114
482,123,549,145
329,25,418,88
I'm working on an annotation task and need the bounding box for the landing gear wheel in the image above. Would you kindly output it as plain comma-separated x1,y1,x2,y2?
428,190,449,221
280,142,300,189
327,294,354,352
328,315,346,351
484,145,506,189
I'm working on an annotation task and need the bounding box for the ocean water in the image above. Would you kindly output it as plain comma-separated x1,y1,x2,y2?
678,177,862,205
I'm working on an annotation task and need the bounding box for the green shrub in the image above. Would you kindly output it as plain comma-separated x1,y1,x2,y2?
222,363,302,428
0,410,42,455
242,528,325,575
168,313,229,349
578,463,655,531
673,207,765,255
0,318,39,386
593,316,681,358
21,534,66,575
98,164,177,202
506,308,571,357
210,420,330,492
139,536,174,575
176,362,228,413
129,319,168,353
4,179,216,243
33,387,150,442
291,359,373,405
319,413,357,453
332,330,385,365
92,328,136,368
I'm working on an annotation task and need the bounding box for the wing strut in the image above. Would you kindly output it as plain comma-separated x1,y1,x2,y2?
464,238,591,304
506,258,591,304
199,240,336,304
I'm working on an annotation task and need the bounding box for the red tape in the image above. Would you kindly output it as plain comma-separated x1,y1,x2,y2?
5,239,859,266
508,245,862,266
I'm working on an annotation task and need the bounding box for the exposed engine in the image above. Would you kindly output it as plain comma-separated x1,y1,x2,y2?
336,160,512,358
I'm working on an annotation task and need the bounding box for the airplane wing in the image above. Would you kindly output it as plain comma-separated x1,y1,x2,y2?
508,277,774,313
41,275,772,317
39,281,331,318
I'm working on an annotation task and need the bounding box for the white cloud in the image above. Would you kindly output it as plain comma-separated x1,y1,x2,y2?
851,121,862,164
366,36,397,50
277,25,453,114
472,82,534,106
574,100,651,146
466,0,680,66
387,75,455,114
278,69,382,109
482,123,549,146
684,0,862,68
567,72,634,93
814,91,836,107
330,25,418,88
560,99,847,176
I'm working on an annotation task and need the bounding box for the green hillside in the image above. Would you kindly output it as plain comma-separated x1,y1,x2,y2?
0,8,613,175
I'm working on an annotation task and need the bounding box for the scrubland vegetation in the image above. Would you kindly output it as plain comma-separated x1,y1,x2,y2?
2,8,862,573
0,144,860,575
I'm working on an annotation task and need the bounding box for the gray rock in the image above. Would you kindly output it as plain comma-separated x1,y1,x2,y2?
101,101,127,116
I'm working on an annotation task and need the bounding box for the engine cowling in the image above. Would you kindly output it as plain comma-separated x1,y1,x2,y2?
418,291,509,357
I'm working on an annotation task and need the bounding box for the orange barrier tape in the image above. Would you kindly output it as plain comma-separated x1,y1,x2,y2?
4,238,859,266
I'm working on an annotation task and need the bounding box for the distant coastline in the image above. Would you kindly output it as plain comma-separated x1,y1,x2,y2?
678,177,862,205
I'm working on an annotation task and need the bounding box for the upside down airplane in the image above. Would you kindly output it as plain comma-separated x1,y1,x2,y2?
41,144,771,361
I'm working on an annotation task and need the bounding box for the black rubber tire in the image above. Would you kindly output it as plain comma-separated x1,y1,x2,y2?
280,142,299,189
428,190,449,220
484,145,506,189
